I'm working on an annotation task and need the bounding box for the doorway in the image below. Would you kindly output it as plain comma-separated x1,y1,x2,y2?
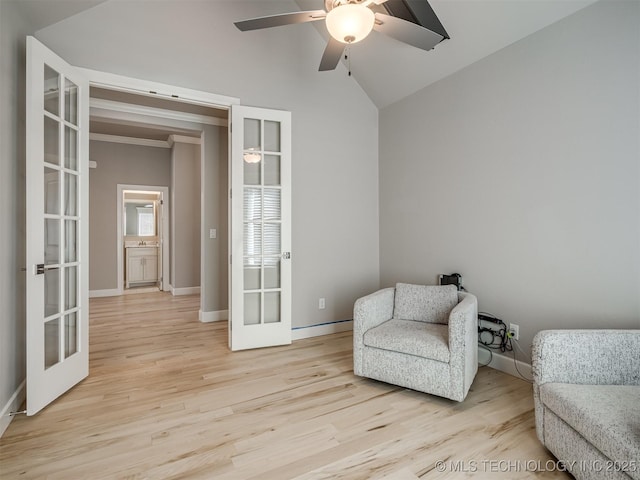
116,186,169,294
25,37,291,415
87,84,230,324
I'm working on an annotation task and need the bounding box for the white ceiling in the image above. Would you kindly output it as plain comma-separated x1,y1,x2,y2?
22,0,596,109
296,0,597,108
15,0,108,30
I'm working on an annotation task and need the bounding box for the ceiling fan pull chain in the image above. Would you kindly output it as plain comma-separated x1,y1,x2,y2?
346,44,352,76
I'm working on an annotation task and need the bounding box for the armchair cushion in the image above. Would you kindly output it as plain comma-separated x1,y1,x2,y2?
394,283,458,324
364,319,450,363
539,383,640,474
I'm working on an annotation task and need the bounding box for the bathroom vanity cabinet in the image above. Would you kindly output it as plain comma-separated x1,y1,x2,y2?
125,246,158,288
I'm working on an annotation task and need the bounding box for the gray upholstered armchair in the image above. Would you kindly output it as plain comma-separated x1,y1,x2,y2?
532,330,640,480
353,283,478,402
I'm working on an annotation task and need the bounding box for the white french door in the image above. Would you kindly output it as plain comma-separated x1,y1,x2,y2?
229,106,292,351
25,37,89,415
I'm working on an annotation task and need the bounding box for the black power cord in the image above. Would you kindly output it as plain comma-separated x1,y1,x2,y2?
477,312,512,353
477,311,533,383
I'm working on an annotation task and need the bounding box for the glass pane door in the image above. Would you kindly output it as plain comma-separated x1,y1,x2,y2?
243,118,283,326
26,36,88,416
230,106,291,350
43,67,81,370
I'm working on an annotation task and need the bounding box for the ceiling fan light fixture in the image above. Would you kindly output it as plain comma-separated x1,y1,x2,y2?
326,4,375,44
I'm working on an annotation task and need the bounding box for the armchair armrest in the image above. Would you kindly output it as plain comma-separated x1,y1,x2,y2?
532,329,640,387
448,292,478,398
448,292,478,355
353,287,395,375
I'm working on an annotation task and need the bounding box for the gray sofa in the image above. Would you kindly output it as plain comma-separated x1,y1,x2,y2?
532,330,640,480
353,283,478,402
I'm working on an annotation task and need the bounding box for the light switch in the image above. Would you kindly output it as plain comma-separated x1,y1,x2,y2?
209,228,217,239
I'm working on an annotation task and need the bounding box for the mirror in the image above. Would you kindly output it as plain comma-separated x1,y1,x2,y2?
124,200,156,236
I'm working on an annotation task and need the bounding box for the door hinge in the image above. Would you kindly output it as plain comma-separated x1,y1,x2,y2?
160,199,164,205
230,189,232,199
282,252,291,260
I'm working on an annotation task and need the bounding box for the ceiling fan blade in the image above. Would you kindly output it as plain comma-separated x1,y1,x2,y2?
373,12,443,51
235,10,326,31
319,37,345,71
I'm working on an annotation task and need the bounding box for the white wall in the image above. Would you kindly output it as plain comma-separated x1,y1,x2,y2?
0,0,33,431
379,0,640,358
35,0,380,327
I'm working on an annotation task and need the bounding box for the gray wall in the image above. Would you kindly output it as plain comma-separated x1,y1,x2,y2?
171,141,201,290
0,0,32,422
89,141,171,290
36,0,380,327
379,0,640,357
201,125,228,314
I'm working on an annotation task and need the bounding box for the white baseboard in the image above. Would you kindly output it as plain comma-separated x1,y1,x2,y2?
0,381,26,438
89,289,120,298
478,347,532,381
172,286,200,296
199,309,228,323
292,319,353,340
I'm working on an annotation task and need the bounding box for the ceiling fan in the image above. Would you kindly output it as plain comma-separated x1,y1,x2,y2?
234,0,449,71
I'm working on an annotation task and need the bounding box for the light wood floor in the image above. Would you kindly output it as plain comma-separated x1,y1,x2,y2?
0,292,566,479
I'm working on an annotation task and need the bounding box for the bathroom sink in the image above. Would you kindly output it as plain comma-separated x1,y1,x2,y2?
125,241,159,248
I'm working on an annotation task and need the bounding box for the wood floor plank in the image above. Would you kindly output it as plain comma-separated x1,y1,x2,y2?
0,292,566,479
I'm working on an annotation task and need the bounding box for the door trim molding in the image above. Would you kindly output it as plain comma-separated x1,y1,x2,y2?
78,67,240,108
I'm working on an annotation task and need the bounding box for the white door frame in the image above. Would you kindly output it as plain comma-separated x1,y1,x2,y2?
116,184,170,294
77,68,239,109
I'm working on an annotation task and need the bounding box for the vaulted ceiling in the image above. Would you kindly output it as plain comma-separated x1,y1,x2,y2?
20,0,596,108
294,0,596,107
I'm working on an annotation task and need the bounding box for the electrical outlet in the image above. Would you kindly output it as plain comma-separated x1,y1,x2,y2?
508,323,520,341
318,298,326,310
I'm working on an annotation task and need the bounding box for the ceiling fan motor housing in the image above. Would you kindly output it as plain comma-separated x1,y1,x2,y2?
325,0,369,12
